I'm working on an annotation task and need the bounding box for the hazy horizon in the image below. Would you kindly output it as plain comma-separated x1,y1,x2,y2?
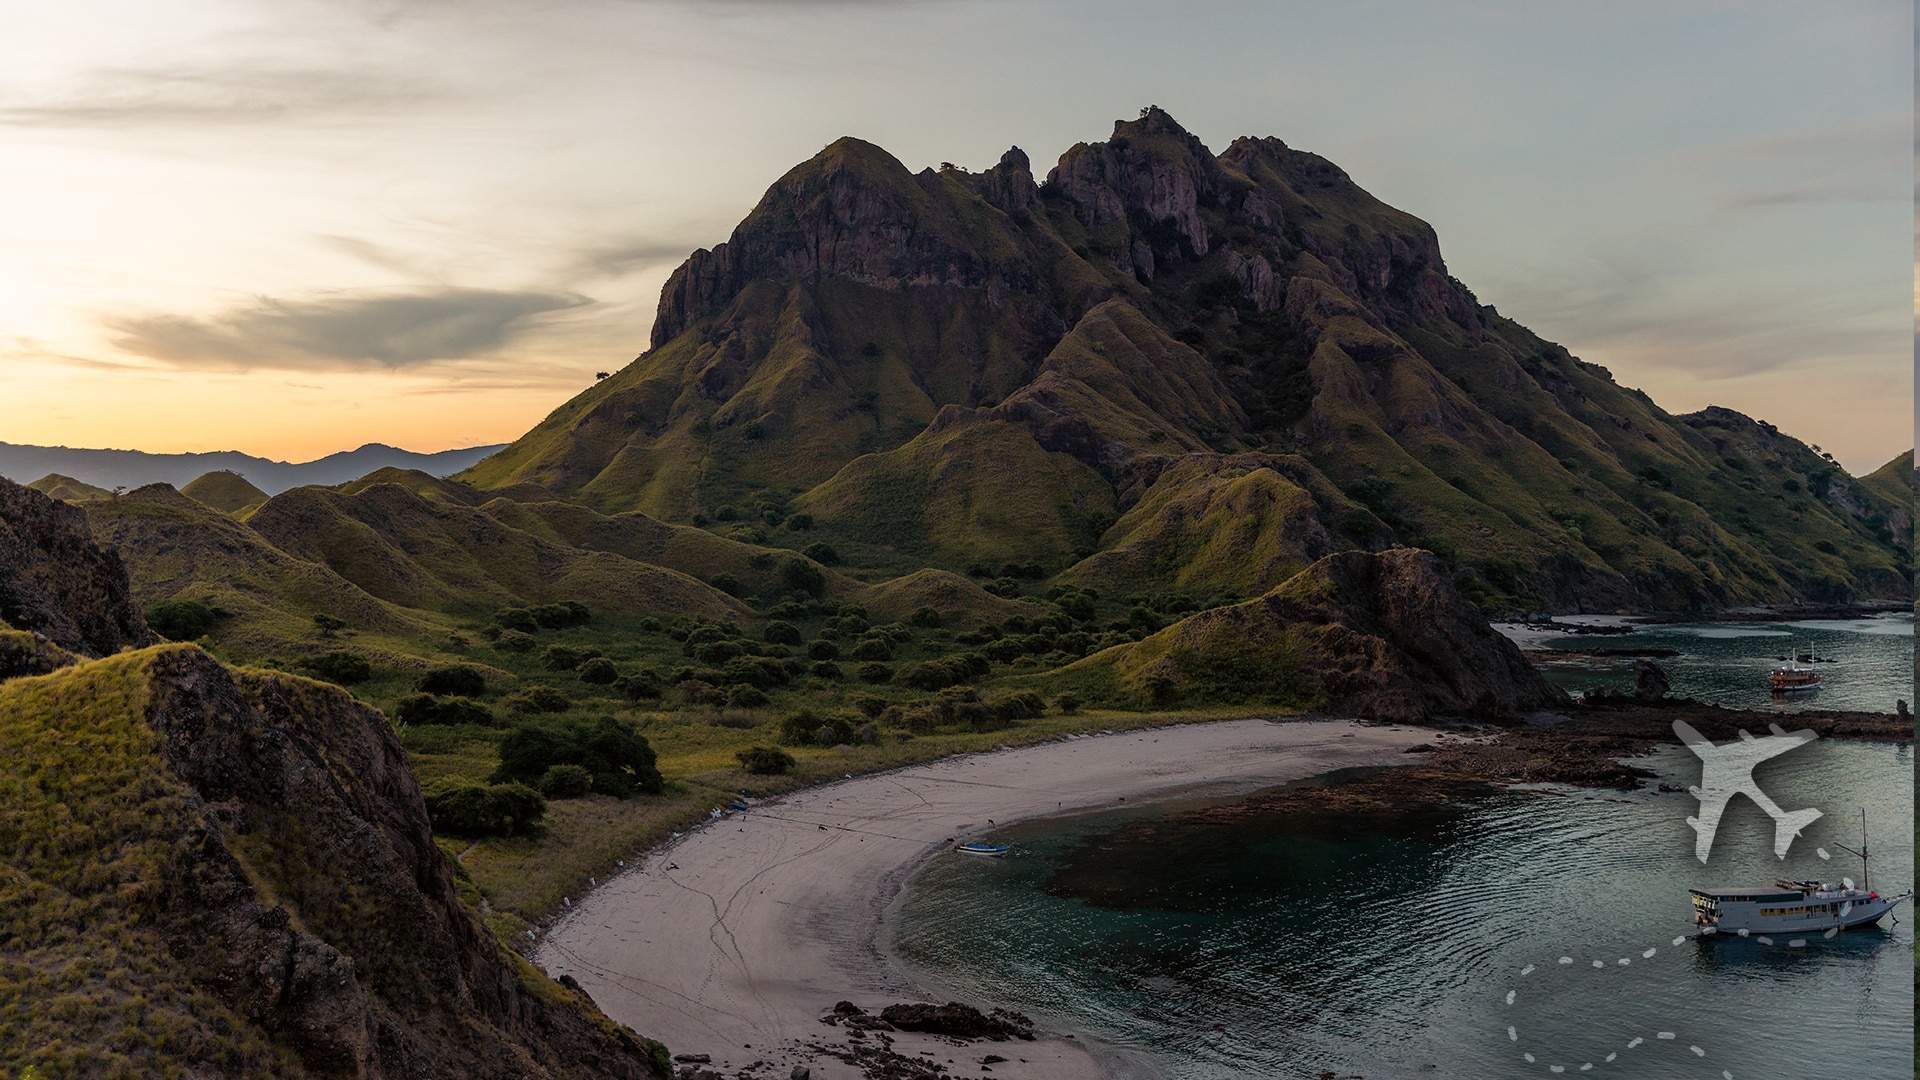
3,1,1909,471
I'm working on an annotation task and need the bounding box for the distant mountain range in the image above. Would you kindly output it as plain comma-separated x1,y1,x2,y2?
0,441,505,495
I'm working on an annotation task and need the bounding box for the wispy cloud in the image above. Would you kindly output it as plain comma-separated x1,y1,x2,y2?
0,65,437,128
568,236,698,279
108,288,590,370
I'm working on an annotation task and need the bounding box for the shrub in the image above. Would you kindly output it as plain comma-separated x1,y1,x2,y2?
540,644,601,671
423,778,546,837
530,601,591,628
783,513,813,531
908,606,942,628
612,669,663,700
493,629,537,653
312,612,348,638
505,684,571,713
781,557,826,598
299,650,372,685
764,620,802,645
638,616,663,633
576,656,618,684
801,542,841,566
736,745,795,775
494,607,539,633
848,638,893,662
895,661,955,692
806,639,841,662
144,598,217,641
726,684,770,708
847,693,887,718
710,572,741,596
677,679,723,706
393,694,494,726
420,664,487,696
1053,691,1082,714
538,763,594,799
810,661,843,680
491,716,664,796
858,662,894,684
694,640,744,664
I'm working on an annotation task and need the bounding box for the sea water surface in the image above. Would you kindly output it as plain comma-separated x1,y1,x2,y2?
889,622,1912,1079
1524,611,1912,713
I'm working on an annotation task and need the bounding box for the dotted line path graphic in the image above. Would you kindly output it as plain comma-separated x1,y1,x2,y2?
1503,922,1848,1077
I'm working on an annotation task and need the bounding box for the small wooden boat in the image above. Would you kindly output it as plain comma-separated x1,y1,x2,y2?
1767,636,1823,692
954,842,1009,857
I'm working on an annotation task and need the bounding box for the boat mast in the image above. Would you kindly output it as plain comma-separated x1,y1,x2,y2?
1833,808,1870,893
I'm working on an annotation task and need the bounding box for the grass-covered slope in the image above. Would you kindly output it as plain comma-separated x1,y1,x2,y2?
25,473,114,503
179,469,269,515
458,108,1907,614
1057,548,1568,722
0,645,669,1079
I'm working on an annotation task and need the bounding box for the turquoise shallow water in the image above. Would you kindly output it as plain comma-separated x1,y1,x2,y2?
1528,611,1912,714
891,626,1913,1078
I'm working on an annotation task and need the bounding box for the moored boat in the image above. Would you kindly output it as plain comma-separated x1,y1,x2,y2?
1689,810,1909,934
954,842,1009,857
1767,665,1822,692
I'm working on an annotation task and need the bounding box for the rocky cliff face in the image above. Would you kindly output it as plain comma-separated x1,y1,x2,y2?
0,475,153,655
1,645,670,1080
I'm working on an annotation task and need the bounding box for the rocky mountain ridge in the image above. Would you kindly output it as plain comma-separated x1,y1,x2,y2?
463,108,1908,615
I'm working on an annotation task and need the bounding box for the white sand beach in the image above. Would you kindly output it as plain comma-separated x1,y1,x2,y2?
537,718,1431,1079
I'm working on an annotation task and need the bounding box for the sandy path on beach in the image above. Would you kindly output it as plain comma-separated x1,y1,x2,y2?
537,718,1431,1079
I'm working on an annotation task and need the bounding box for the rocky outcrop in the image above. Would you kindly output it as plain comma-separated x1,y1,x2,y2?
1048,107,1226,279
0,475,154,656
2,644,671,1079
653,137,1040,348
1118,549,1570,722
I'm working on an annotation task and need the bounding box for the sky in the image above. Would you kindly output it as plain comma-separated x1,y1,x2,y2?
1,0,1910,473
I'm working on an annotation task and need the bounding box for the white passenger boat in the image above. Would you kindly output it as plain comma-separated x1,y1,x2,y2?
1689,811,1910,934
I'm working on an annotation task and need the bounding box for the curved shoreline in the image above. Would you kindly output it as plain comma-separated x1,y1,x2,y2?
535,718,1431,1079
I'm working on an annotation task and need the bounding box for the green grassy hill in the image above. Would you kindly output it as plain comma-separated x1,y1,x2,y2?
179,469,269,515
457,109,1908,615
26,473,114,503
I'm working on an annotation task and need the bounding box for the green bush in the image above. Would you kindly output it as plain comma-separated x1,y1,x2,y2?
612,669,663,700
538,763,594,798
764,620,802,645
494,607,540,633
576,657,618,684
493,629,537,653
778,708,854,746
909,606,942,628
144,598,217,641
1053,691,1082,714
726,684,770,708
540,644,600,671
710,572,741,596
505,684,571,713
810,661,842,680
312,612,348,637
419,665,487,696
530,601,591,628
736,745,796,775
423,778,546,837
492,716,664,796
848,638,893,662
393,694,494,726
299,650,372,685
806,639,841,661
858,662,893,684
781,557,826,598
895,661,955,692
847,693,887,718
801,542,841,566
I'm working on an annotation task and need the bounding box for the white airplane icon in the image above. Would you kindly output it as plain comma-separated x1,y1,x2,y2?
1673,719,1821,863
